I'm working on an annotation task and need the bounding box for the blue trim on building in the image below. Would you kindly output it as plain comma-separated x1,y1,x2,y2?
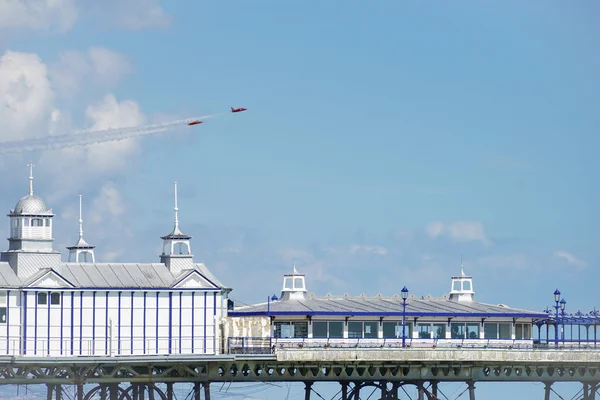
155,292,159,354
47,291,50,355
92,291,96,354
104,292,109,356
168,292,173,354
213,292,217,353
117,291,121,355
130,292,134,355
34,291,38,355
229,311,547,318
178,292,182,354
70,292,74,355
5,290,9,355
79,292,83,355
60,292,64,355
191,291,194,353
143,292,147,354
203,292,207,353
22,292,27,354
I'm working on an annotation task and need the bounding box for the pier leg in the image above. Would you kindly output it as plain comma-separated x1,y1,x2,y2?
418,383,424,400
544,382,552,400
584,383,590,400
56,385,62,400
47,384,53,400
193,383,200,400
304,382,313,400
431,381,439,398
204,383,211,400
166,383,173,400
100,384,108,400
109,383,119,400
353,382,360,400
468,381,475,400
341,382,348,400
77,383,83,400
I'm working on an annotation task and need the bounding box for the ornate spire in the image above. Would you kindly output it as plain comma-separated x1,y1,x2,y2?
172,181,182,235
27,163,34,196
460,254,465,276
66,194,95,262
78,194,84,240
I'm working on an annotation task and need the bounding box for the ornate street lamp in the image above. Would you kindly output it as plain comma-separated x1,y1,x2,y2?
553,289,560,348
401,286,409,348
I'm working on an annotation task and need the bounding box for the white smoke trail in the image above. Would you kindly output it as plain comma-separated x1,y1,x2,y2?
0,114,223,155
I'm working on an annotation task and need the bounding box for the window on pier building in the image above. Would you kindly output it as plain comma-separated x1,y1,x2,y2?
275,321,308,338
515,323,532,340
312,321,344,338
37,292,47,305
414,323,445,339
383,321,414,339
0,291,6,323
348,321,378,339
50,292,60,305
451,322,480,339
484,322,511,339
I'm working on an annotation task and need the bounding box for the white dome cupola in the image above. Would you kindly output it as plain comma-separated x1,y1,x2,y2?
160,182,194,275
1,164,61,279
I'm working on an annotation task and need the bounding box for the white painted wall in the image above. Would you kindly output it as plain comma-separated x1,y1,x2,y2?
0,289,225,357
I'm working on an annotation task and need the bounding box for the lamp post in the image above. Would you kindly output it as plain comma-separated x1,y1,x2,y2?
560,298,566,344
401,286,409,348
553,289,560,348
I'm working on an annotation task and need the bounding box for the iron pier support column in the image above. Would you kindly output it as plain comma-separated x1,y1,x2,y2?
353,382,360,400
418,383,424,400
341,382,348,400
584,383,590,400
304,382,313,400
193,383,201,400
431,381,439,398
544,382,552,400
204,383,211,400
100,384,108,400
167,383,174,400
109,383,119,400
468,380,475,400
76,383,83,400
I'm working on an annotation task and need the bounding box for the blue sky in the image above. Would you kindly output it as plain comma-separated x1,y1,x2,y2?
0,1,598,399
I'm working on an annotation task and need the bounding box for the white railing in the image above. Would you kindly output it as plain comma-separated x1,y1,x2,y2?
0,337,220,357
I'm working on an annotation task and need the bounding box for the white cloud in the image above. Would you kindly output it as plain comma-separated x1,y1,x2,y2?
50,47,133,96
86,0,171,30
0,0,78,32
426,221,490,245
0,51,54,140
554,251,587,268
348,244,388,255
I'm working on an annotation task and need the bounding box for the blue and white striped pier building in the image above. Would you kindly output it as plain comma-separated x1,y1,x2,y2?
0,166,230,357
226,266,548,352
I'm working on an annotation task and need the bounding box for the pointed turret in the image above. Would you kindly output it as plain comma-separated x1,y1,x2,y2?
449,257,475,302
280,265,307,301
66,195,96,262
160,182,193,275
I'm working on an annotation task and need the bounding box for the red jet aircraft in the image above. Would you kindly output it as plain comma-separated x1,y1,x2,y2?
187,121,203,126
231,107,247,113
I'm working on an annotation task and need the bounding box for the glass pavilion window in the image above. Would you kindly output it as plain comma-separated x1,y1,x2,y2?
515,323,532,339
451,322,480,339
415,323,444,339
312,321,344,338
382,321,413,339
348,321,378,339
484,322,511,339
275,321,308,338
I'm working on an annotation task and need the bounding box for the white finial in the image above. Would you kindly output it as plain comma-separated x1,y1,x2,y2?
79,194,83,240
27,163,34,195
293,264,298,274
460,254,465,276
